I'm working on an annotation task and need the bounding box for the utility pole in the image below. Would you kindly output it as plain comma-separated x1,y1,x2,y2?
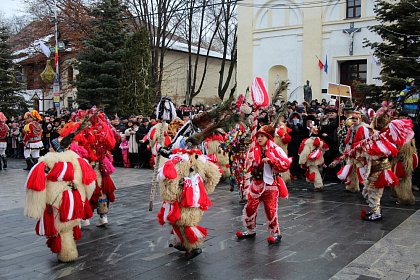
53,0,60,117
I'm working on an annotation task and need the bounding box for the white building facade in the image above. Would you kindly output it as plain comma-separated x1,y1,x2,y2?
237,0,382,102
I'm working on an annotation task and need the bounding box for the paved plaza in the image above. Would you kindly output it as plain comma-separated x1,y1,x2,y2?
0,159,419,280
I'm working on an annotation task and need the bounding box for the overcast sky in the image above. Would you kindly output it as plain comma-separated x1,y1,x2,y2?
0,0,26,18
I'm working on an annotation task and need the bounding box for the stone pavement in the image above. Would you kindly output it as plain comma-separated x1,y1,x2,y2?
0,159,419,280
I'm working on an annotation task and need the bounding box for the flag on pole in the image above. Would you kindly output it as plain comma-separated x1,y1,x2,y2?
324,55,328,74
39,42,51,58
317,57,324,70
54,45,59,67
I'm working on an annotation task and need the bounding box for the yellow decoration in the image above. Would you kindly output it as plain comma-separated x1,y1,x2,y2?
40,59,56,84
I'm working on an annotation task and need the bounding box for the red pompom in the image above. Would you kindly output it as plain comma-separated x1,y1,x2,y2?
360,209,367,219
236,231,243,238
73,226,82,240
162,160,178,180
46,235,62,253
306,171,316,182
25,162,46,191
394,161,406,178
313,137,321,148
267,236,276,243
282,134,291,144
77,158,96,185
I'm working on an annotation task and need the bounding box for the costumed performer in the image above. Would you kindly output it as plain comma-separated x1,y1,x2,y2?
0,112,9,170
236,125,291,244
23,110,43,170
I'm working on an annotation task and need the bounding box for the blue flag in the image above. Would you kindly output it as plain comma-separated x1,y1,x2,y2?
324,55,328,74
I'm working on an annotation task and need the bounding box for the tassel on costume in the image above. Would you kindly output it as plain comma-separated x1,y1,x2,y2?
374,170,399,188
413,154,418,169
184,226,207,243
308,149,322,161
77,158,96,185
393,161,406,178
84,198,93,219
162,160,178,180
73,226,82,240
305,170,316,182
157,201,181,225
101,174,116,195
277,177,288,198
35,204,57,236
46,235,62,253
46,162,75,182
25,162,46,191
72,189,84,220
337,164,352,181
60,190,77,222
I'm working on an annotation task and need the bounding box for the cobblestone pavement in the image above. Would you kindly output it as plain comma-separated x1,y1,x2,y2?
0,159,419,280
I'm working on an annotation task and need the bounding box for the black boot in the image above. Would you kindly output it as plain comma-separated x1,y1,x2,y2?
1,155,7,169
23,158,32,170
185,248,202,260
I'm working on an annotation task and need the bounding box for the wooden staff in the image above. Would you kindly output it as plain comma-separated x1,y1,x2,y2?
149,121,166,211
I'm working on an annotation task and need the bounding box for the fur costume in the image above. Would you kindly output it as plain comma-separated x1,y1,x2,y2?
167,119,185,138
342,115,370,192
157,148,221,258
237,125,291,242
146,122,172,168
205,133,230,181
392,140,417,205
24,150,97,262
274,122,292,183
335,110,414,221
298,132,329,190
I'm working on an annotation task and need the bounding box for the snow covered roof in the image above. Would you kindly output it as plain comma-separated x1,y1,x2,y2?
12,34,64,64
166,40,231,60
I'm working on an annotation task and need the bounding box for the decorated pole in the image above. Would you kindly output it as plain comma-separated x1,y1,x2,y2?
149,97,177,211
243,78,270,198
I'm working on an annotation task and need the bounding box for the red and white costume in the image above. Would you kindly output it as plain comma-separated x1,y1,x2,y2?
239,125,291,240
23,110,44,160
341,115,370,192
0,112,9,158
24,150,97,262
274,122,292,183
298,133,329,190
157,149,222,258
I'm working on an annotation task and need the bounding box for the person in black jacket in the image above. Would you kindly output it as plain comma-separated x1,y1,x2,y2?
319,106,339,181
136,118,152,168
287,112,309,179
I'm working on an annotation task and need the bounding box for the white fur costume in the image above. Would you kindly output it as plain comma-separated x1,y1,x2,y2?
24,150,96,262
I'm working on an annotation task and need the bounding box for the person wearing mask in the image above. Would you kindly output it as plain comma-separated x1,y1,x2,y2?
22,110,43,170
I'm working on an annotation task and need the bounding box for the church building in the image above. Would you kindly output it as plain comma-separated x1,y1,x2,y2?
237,0,383,102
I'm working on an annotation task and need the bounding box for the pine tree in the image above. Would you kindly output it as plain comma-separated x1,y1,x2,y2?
119,28,152,116
365,0,420,96
0,25,27,116
76,0,127,113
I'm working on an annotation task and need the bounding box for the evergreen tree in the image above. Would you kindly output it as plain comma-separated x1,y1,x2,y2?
119,28,152,116
366,0,420,96
76,0,127,113
0,25,27,116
